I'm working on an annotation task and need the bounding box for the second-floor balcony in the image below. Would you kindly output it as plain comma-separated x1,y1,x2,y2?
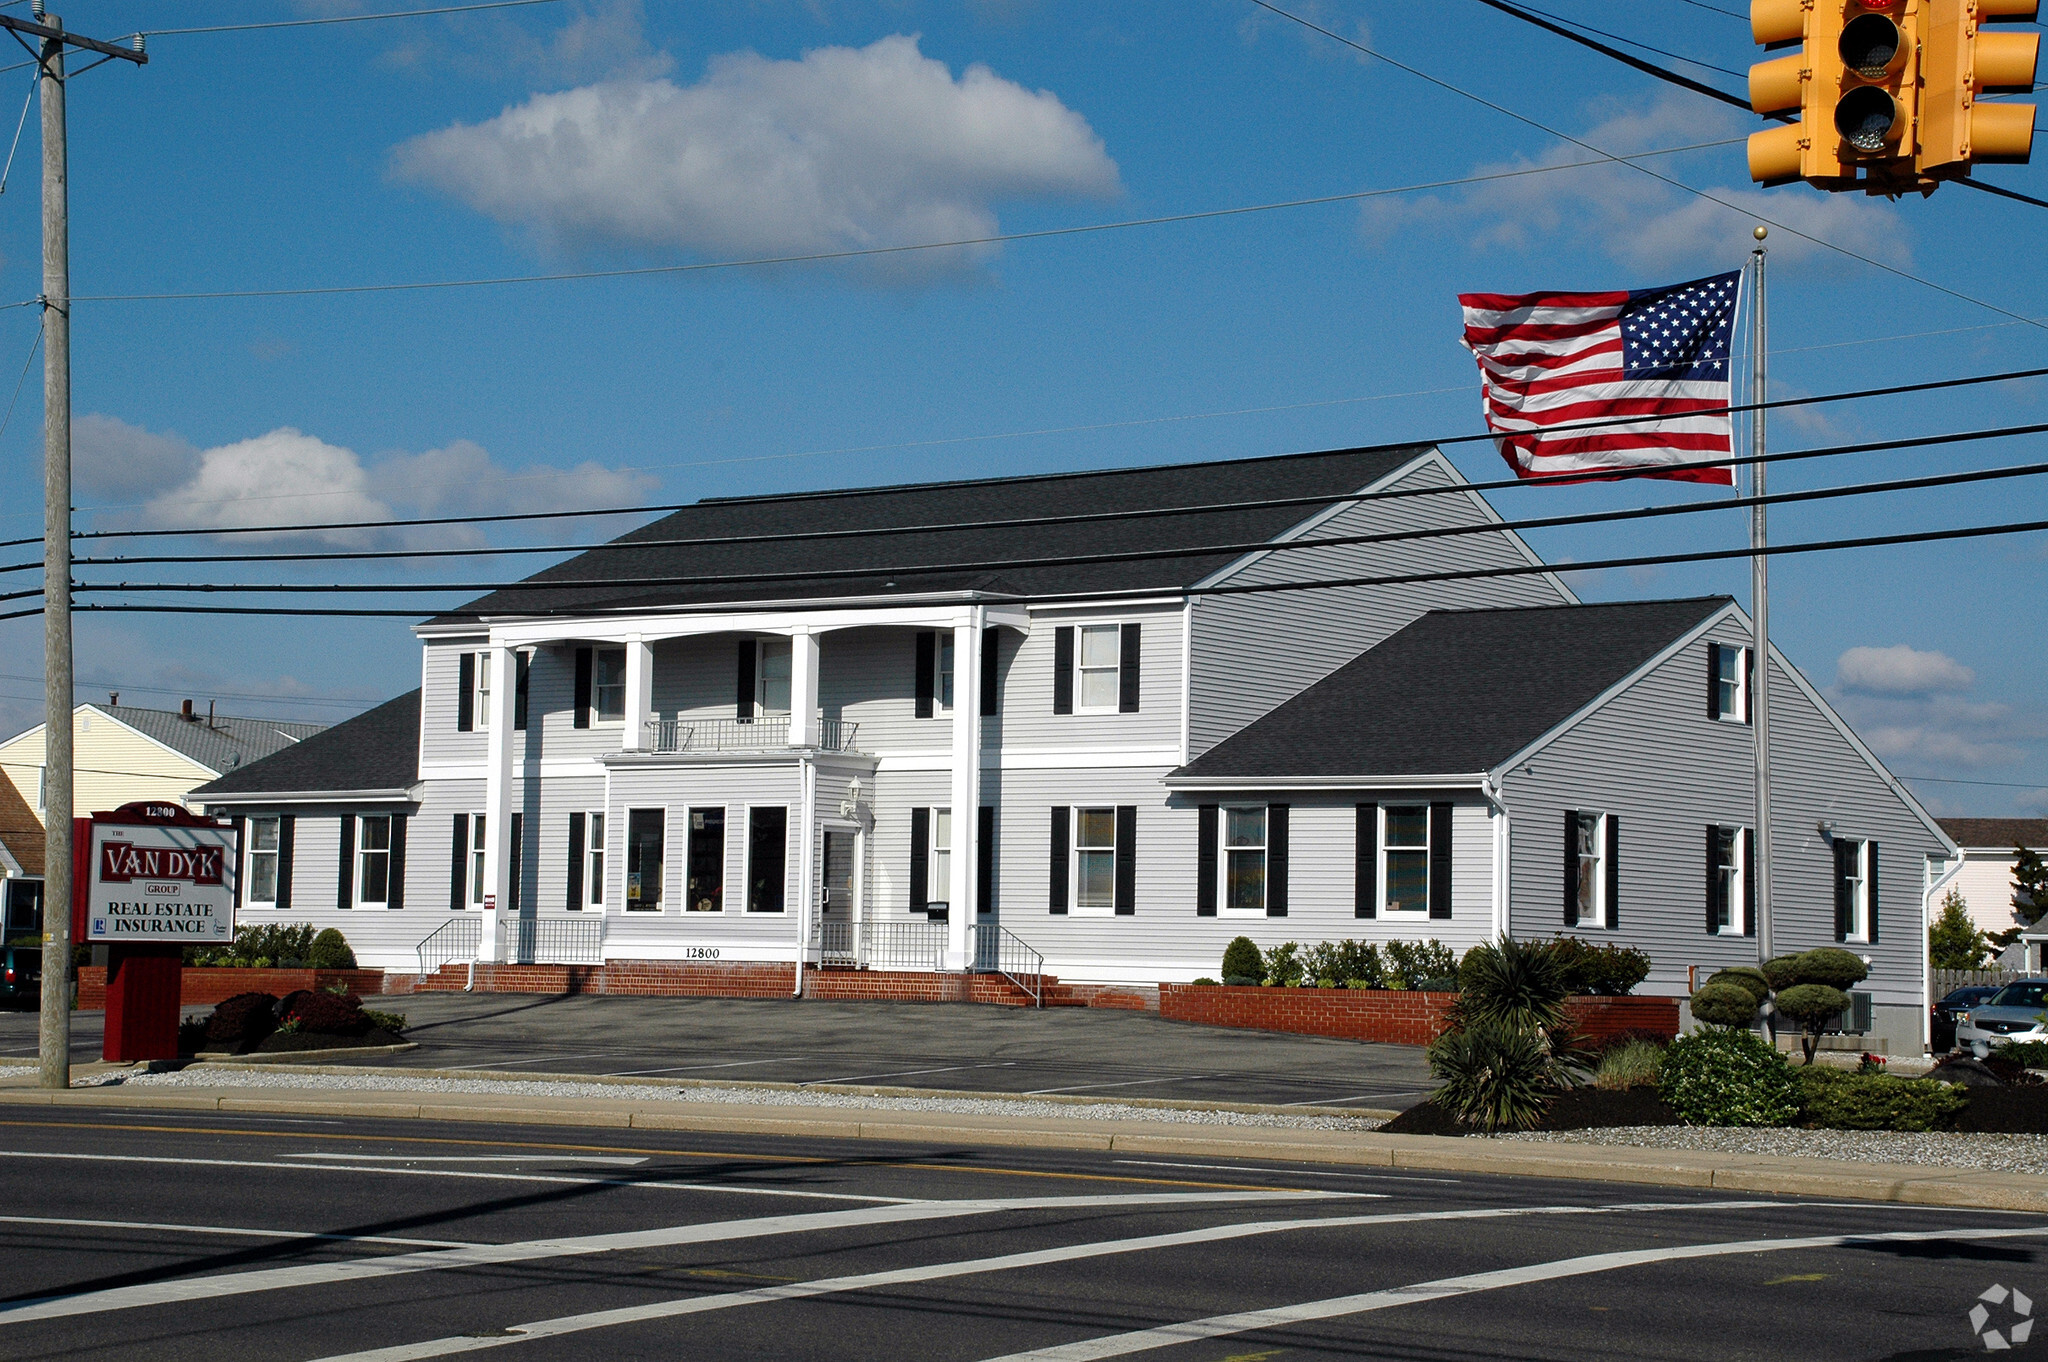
644,715,861,754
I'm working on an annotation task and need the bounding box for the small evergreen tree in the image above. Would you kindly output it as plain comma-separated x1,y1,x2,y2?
2013,844,2048,927
1928,889,1989,970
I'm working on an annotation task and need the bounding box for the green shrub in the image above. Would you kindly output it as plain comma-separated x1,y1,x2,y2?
1761,954,1804,992
1690,980,1762,1028
362,1008,408,1034
1795,1068,1969,1132
1593,1038,1665,1091
1792,947,1870,991
1261,941,1304,987
1454,937,1571,1035
1545,936,1654,996
1994,1040,2048,1069
1426,1017,1569,1133
1705,967,1770,1006
1220,936,1263,983
1775,982,1854,1065
1659,1027,1798,1127
1301,941,1342,985
1385,939,1457,991
1335,940,1385,988
308,929,355,970
1190,977,1219,987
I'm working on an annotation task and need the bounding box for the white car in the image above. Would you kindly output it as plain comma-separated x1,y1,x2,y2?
1955,978,2048,1056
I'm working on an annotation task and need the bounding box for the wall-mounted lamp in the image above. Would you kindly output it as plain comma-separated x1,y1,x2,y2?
1816,819,1837,839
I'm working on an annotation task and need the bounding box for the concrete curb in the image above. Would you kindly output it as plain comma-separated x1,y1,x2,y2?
187,1044,420,1066
1,1079,2043,1212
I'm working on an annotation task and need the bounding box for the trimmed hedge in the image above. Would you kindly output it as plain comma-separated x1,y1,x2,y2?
1795,1068,1969,1132
1658,1027,1798,1127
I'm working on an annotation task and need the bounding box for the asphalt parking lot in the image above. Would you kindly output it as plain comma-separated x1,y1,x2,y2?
0,992,1438,1109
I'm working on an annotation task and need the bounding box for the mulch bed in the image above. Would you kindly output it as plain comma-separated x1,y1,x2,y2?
1948,1086,2048,1135
1382,1085,1679,1136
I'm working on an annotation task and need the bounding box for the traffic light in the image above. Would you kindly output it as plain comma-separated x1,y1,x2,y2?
1748,0,1923,192
1747,0,2038,194
1918,0,2038,177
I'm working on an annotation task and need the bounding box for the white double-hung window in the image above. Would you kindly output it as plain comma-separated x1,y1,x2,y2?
1710,825,1746,934
1077,624,1121,711
758,641,792,715
1713,644,1749,722
593,648,626,724
1573,811,1606,928
356,815,392,909
929,808,953,905
246,817,281,909
935,633,955,713
587,812,606,908
473,654,492,731
1835,838,1870,942
1223,806,1267,912
469,814,487,905
1074,808,1117,911
1382,805,1431,915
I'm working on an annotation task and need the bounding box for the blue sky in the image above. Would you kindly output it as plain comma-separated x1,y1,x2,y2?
0,0,2041,815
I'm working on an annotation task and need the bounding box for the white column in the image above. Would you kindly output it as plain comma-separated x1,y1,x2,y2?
477,642,518,962
622,638,654,751
790,630,821,747
945,611,982,970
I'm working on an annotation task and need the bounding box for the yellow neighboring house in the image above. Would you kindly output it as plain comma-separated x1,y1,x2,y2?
0,700,327,835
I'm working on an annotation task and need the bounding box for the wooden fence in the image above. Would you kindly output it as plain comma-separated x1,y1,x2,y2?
1931,966,2020,1001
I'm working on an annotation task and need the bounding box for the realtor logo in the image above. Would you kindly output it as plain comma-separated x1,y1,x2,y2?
97,841,225,886
1970,1284,2034,1351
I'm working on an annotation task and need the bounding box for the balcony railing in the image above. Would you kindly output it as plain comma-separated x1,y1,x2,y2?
644,715,860,754
502,916,605,966
813,919,949,972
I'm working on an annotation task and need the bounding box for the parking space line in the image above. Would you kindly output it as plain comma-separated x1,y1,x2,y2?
444,1054,626,1071
976,1222,2048,1360
1024,1075,1215,1096
301,1198,1792,1362
1280,1090,1429,1107
599,1057,809,1077
801,1062,1016,1086
1112,1161,1461,1185
0,1190,1340,1328
0,1215,481,1250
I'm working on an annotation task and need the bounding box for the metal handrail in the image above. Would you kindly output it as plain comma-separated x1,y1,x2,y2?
810,918,948,972
644,715,859,753
973,923,1045,1008
502,916,605,966
416,916,480,975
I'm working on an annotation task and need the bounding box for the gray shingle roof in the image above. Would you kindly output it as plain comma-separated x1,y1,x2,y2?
191,691,420,800
443,444,1432,621
101,704,326,776
1937,819,2048,851
1172,597,1733,782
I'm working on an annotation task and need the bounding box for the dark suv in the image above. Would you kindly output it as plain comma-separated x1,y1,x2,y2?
0,943,38,1007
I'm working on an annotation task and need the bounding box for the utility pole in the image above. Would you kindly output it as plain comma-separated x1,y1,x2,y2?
6,9,146,1091
1749,225,1773,967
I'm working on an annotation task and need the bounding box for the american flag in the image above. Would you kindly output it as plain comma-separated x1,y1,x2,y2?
1458,270,1742,484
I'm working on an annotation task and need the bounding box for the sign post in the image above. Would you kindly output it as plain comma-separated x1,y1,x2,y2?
83,801,237,1063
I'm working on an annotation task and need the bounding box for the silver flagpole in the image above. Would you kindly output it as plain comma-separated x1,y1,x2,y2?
1749,226,1772,966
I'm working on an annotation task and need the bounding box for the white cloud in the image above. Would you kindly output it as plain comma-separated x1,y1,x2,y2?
1835,643,1976,695
1365,96,1908,274
389,34,1120,277
75,414,200,502
143,428,393,541
377,0,673,84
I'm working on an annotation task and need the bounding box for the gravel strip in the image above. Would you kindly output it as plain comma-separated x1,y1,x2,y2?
80,1068,1387,1131
1499,1125,2048,1175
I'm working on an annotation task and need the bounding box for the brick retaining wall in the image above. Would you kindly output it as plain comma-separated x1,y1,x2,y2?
76,967,387,1011
1158,985,1680,1047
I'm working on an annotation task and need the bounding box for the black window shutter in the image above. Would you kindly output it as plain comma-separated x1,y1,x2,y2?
914,632,936,719
1048,806,1069,914
1604,814,1619,931
1196,805,1218,915
1705,643,1721,719
276,816,294,913
338,817,356,911
980,628,999,716
1744,648,1755,724
1705,825,1721,934
1741,827,1756,936
388,816,407,912
567,812,586,912
1834,839,1853,941
1266,803,1289,916
457,652,476,732
1428,801,1453,919
1563,809,1580,927
1867,841,1880,943
509,812,523,916
1052,626,1074,715
1118,623,1141,714
1114,805,1137,915
451,813,469,911
736,640,756,720
977,806,995,914
232,816,247,909
1355,803,1377,918
909,807,930,911
513,652,530,731
573,647,592,728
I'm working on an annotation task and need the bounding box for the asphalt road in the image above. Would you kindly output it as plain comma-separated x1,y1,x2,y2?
0,993,1440,1109
0,1106,2039,1360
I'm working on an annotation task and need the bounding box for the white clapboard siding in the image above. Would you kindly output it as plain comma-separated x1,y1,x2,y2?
419,639,485,767
988,604,1183,754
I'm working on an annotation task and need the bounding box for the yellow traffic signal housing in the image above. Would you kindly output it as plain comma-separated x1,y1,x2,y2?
1749,0,1925,191
1918,0,2039,176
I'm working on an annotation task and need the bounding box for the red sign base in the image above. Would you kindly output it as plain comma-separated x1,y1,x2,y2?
103,944,183,1063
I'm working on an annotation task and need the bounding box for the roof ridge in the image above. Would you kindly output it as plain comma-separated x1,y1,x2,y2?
1418,595,1735,619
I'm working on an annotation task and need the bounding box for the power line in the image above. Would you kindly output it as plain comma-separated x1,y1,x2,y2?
1508,3,1746,76
137,0,566,39
3,357,2038,555
1248,0,2048,316
28,513,2047,624
61,140,1742,307
0,671,380,710
68,457,2048,599
1899,773,2048,790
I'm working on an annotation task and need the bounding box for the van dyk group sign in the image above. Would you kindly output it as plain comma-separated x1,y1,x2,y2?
86,804,238,943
